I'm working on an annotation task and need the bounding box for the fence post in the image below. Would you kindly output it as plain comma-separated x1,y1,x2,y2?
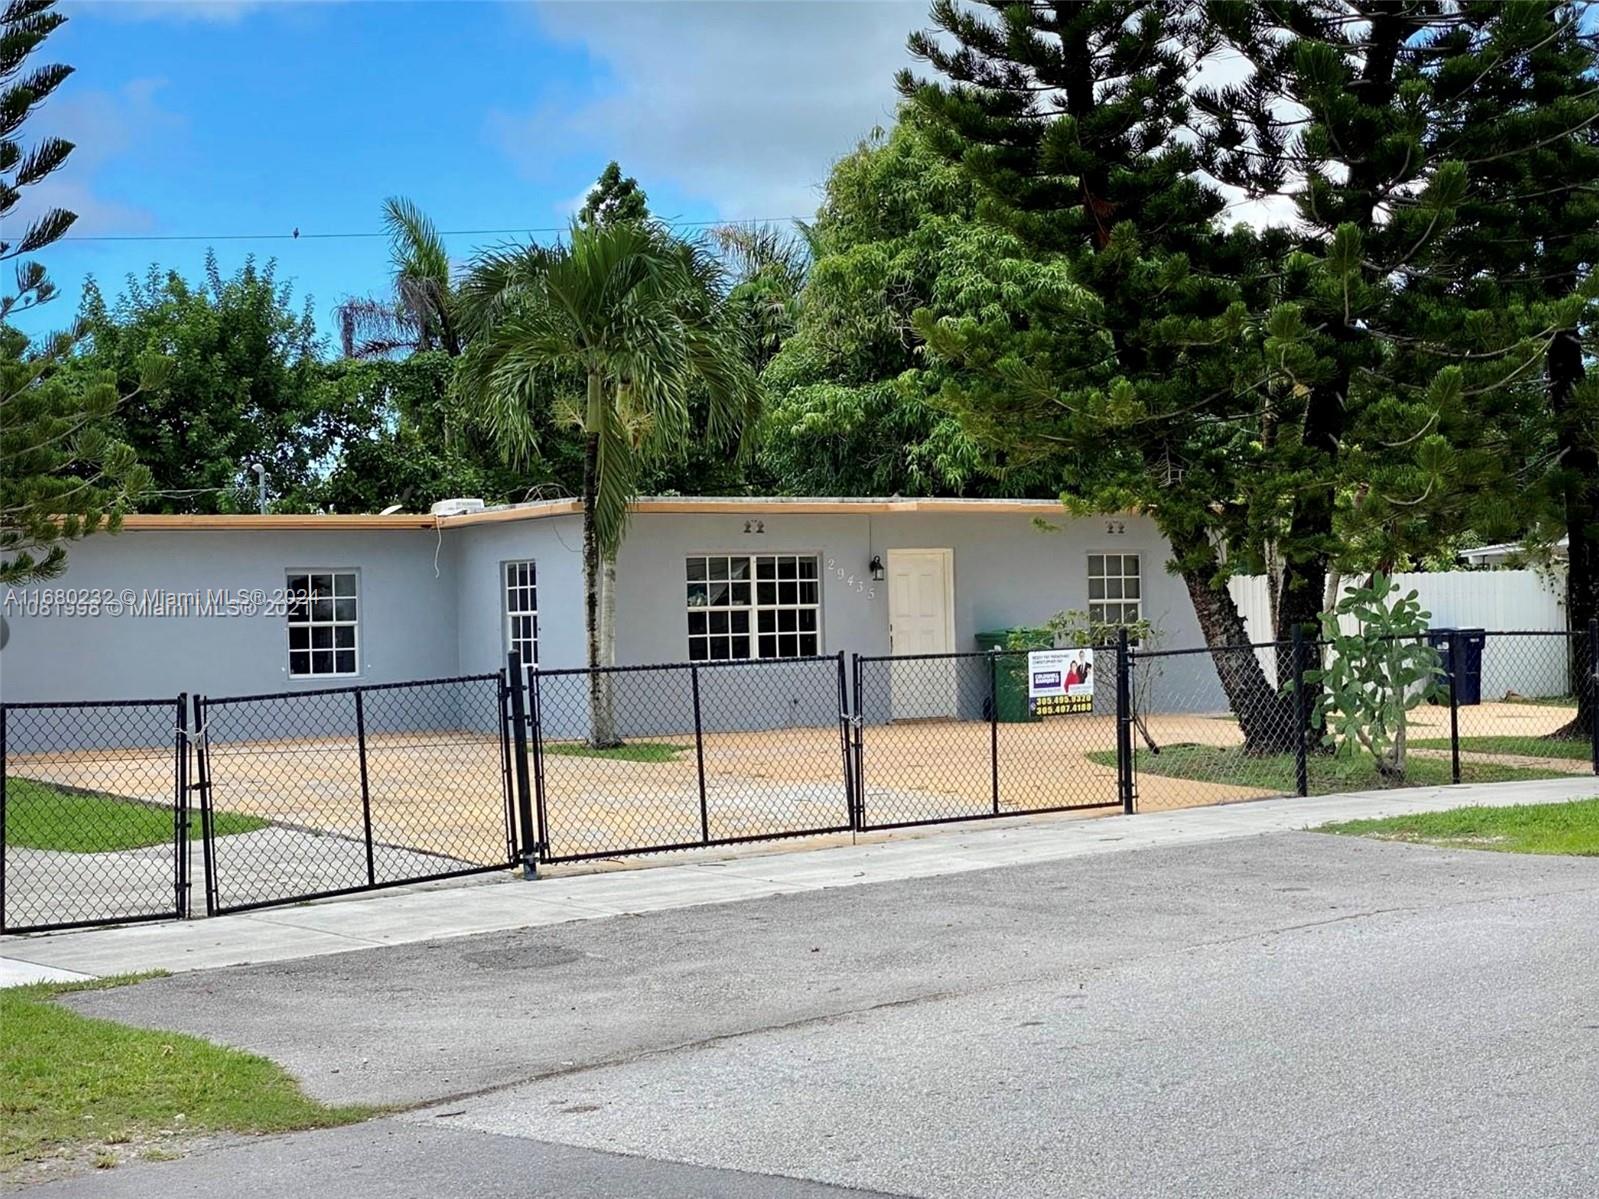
1116,627,1134,814
1292,626,1309,798
192,694,217,917
175,693,189,918
851,654,866,830
354,689,376,886
528,666,548,860
690,665,710,844
834,652,855,830
1589,618,1598,777
988,649,1001,816
1447,629,1462,785
505,654,538,878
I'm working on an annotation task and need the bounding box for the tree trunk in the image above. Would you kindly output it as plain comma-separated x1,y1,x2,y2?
1547,327,1598,739
1169,528,1297,755
581,401,622,748
1275,380,1344,647
596,553,620,746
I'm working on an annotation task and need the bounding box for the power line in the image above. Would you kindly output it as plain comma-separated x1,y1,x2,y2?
60,215,808,245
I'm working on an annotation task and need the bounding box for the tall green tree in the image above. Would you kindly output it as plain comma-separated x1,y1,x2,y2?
74,254,328,513
457,220,760,745
304,351,528,513
1197,1,1519,639
760,118,1063,498
334,197,463,359
578,161,650,229
0,0,152,584
1423,0,1599,736
713,222,812,374
898,0,1301,749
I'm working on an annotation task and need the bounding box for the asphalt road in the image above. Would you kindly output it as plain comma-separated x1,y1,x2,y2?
33,829,1599,1198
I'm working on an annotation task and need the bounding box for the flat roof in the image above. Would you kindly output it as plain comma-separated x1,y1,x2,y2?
118,496,1073,532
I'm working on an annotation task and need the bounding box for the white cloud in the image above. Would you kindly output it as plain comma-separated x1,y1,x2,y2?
498,0,926,221
9,77,185,238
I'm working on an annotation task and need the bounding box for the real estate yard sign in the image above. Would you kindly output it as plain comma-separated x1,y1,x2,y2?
1028,648,1094,716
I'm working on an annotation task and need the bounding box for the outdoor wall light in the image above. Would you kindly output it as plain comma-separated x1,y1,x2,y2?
869,554,885,581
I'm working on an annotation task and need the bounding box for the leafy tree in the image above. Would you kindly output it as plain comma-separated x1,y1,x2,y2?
1197,2,1539,640
897,0,1302,750
759,118,1060,498
0,0,152,584
74,254,329,513
457,221,760,745
578,161,650,229
303,352,528,513
334,197,463,359
1422,1,1599,738
713,222,813,373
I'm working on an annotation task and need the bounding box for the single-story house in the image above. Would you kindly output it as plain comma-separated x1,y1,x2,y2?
1456,537,1570,568
0,497,1226,731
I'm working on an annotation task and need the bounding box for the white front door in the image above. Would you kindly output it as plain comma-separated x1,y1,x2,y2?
887,549,956,719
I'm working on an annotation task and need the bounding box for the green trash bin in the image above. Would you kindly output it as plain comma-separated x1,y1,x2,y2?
976,628,1052,722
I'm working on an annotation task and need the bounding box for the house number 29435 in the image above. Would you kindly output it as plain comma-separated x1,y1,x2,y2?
825,557,876,600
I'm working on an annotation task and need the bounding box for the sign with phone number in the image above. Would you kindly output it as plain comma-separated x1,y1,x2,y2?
1027,648,1095,716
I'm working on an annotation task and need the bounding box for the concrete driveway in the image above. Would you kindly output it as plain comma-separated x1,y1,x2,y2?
28,821,1599,1199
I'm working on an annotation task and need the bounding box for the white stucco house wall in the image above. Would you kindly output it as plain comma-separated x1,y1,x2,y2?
0,497,1224,718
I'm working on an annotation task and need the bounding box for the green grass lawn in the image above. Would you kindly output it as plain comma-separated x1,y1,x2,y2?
1410,734,1592,761
1320,796,1599,856
1,974,375,1177
1086,744,1555,795
4,779,265,853
542,740,687,763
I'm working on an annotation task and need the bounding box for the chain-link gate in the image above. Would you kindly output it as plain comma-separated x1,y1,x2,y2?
194,673,518,915
1,697,189,933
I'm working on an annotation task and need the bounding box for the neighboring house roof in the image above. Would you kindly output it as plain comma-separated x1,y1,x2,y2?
117,496,1077,532
1457,537,1570,565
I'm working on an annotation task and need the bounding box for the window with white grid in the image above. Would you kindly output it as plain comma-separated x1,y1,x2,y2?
286,571,359,678
504,560,538,670
1087,553,1141,627
686,553,820,661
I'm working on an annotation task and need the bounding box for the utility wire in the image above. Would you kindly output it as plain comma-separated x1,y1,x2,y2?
60,215,807,244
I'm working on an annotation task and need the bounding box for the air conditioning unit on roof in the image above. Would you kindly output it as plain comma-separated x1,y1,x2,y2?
430,498,486,517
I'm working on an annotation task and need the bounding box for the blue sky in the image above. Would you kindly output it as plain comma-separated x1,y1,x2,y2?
17,0,925,345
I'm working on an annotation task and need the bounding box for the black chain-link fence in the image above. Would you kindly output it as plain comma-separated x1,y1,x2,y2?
5,625,1595,934
1128,626,1599,810
853,650,1122,828
2,698,188,933
528,654,853,863
196,673,516,914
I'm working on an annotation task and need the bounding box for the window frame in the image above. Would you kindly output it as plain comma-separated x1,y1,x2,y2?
502,559,539,671
1086,551,1142,632
685,550,824,662
285,568,361,680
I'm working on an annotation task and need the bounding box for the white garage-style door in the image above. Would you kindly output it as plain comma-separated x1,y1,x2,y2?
887,548,957,719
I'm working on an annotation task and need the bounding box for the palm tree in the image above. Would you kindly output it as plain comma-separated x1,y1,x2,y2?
458,220,760,746
335,197,462,359
713,222,814,371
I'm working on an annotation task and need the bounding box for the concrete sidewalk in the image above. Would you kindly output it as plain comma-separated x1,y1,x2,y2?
3,774,1594,984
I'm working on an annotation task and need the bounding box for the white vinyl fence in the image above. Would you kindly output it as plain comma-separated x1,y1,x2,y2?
1228,568,1571,699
